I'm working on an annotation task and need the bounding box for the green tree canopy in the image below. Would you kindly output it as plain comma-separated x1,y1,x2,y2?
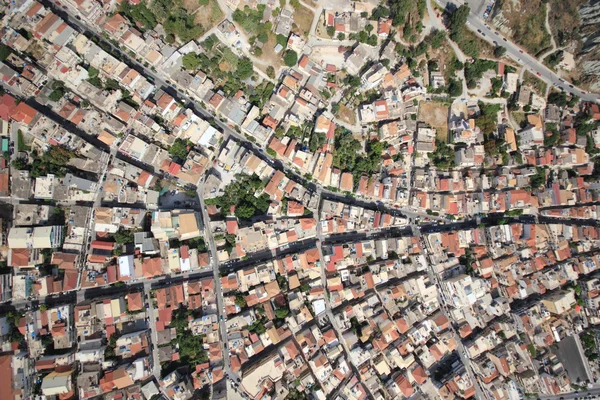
283,50,298,67
237,57,254,80
182,52,202,70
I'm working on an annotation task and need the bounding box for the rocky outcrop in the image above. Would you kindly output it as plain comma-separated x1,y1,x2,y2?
578,0,600,91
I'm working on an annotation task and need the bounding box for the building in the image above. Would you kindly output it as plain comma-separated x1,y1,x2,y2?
8,226,63,249
150,210,202,241
541,290,576,315
41,370,73,396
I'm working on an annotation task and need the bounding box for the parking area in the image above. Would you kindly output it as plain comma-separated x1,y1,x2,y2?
466,0,495,19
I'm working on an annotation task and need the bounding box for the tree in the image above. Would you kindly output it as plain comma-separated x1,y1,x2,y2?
337,33,345,40
104,78,120,91
371,5,390,20
236,57,254,80
447,79,462,97
0,45,11,61
449,4,470,32
182,52,201,70
548,92,568,107
276,34,288,47
169,138,191,160
300,283,310,292
326,26,335,37
283,50,298,67
429,29,445,49
225,234,236,247
48,80,66,102
235,204,256,219
257,32,268,43
11,158,28,170
266,66,276,79
234,293,247,308
275,308,289,319
113,228,134,245
267,148,277,157
494,46,506,58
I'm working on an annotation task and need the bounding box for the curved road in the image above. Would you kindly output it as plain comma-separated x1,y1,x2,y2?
434,0,600,103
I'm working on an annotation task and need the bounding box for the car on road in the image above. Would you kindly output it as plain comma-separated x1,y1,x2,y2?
519,49,523,53
536,72,541,77
503,37,507,41
220,315,224,321
569,84,574,88
145,303,149,309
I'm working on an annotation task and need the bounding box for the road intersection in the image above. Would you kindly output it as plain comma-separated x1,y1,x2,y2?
434,0,599,103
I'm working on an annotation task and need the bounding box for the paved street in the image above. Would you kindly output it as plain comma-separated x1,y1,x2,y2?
5,2,598,400
197,178,233,384
539,387,600,400
434,0,600,103
315,216,376,400
144,281,162,379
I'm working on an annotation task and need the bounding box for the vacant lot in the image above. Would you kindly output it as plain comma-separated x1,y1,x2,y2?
419,102,449,142
511,111,527,129
193,0,224,31
493,0,551,56
183,0,201,13
461,29,496,59
336,104,356,125
523,70,548,96
548,0,585,48
292,4,315,37
258,33,283,72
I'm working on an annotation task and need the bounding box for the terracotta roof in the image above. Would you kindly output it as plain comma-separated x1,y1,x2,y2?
0,94,16,121
127,292,143,311
11,102,37,125
51,252,78,270
0,355,13,400
142,257,162,278
9,248,30,267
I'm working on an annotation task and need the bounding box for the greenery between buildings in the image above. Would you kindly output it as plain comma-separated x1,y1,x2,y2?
169,138,192,160
430,139,455,169
204,173,270,220
170,307,209,366
448,5,479,58
119,0,204,42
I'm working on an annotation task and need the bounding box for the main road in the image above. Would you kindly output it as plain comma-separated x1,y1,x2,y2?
434,0,600,103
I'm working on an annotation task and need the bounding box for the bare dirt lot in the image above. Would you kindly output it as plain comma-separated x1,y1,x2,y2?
193,0,224,31
259,33,283,72
336,104,356,125
419,102,449,142
292,4,315,37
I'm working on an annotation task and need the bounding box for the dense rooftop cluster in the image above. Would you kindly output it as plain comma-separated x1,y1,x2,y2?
0,0,598,399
